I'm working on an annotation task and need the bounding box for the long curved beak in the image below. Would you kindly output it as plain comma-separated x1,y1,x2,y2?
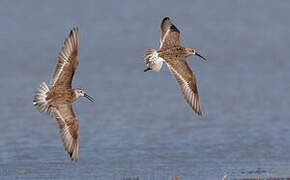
195,52,207,62
84,93,95,102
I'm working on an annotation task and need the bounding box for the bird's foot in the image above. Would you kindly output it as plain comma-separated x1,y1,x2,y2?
144,67,152,72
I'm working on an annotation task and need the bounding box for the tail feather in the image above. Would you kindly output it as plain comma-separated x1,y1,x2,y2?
144,48,164,72
33,82,53,116
145,48,156,57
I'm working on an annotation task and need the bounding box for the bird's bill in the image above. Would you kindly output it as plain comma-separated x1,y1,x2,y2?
195,52,207,62
84,93,95,102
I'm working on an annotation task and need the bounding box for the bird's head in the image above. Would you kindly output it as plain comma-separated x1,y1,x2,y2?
74,88,94,102
185,48,207,62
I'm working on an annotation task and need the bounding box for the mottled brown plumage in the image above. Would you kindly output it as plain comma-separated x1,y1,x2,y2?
144,17,207,115
33,27,94,162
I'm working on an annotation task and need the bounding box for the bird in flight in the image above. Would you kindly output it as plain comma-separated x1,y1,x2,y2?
33,27,94,161
144,17,207,115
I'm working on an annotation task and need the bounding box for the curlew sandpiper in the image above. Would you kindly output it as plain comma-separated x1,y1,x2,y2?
144,17,207,115
33,27,94,161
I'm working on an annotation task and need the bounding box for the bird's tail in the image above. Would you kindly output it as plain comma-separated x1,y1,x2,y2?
144,48,164,72
33,82,53,116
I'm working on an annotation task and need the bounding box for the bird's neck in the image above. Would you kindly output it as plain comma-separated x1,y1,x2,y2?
72,90,81,102
185,48,194,57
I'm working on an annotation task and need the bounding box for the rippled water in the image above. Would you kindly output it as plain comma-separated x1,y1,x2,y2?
1,0,290,179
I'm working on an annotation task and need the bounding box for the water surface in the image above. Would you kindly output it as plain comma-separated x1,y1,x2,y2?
1,0,290,179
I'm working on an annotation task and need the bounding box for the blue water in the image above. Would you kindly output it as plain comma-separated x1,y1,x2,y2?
1,0,290,179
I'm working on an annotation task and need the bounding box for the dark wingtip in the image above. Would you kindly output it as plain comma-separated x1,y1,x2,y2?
163,17,170,21
170,24,180,33
69,152,78,162
161,17,171,24
198,111,202,116
193,110,202,116
69,152,73,159
70,27,79,34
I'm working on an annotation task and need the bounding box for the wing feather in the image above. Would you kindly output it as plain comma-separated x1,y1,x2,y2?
160,17,181,49
53,104,79,161
50,27,79,88
166,59,202,115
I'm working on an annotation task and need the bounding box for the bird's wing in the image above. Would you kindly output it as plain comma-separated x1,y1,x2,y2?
166,57,202,115
160,17,181,49
50,27,79,88
53,103,79,161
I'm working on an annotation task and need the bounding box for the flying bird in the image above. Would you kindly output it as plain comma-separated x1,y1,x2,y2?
33,27,94,161
144,17,207,115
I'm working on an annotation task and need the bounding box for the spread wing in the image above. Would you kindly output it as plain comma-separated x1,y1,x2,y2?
53,104,79,161
50,27,79,88
160,17,181,49
166,58,202,115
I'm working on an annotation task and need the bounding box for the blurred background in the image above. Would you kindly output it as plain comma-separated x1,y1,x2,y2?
1,0,290,179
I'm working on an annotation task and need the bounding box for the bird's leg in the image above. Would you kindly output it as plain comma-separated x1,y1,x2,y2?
144,67,152,72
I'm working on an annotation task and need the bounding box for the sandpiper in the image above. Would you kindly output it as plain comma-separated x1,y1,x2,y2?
33,27,94,161
144,17,207,115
